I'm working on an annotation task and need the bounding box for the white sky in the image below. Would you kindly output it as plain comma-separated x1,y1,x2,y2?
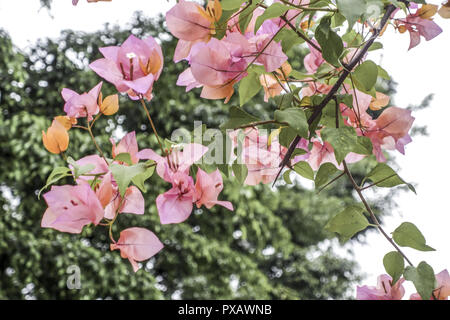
0,0,449,299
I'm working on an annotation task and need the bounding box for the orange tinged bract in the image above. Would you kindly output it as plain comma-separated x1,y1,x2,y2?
438,1,450,19
54,115,77,130
100,94,119,115
417,4,438,20
42,120,69,154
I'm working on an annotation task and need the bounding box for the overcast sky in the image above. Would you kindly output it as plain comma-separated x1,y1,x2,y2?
0,0,449,298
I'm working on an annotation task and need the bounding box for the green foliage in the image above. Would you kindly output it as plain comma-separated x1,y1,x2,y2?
392,222,435,252
274,108,308,138
325,205,369,242
315,163,341,190
254,3,290,32
239,70,262,106
364,163,416,193
314,16,344,67
0,11,391,299
220,106,260,129
293,161,314,181
383,251,404,285
404,261,436,300
110,163,147,197
352,60,378,93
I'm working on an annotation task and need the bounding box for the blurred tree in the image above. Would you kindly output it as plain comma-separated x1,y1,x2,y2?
1,10,416,299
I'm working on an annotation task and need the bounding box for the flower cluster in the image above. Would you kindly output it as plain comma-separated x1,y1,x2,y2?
357,270,450,300
38,0,449,295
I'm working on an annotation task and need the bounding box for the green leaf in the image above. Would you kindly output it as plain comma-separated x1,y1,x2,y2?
273,28,305,52
314,16,344,67
352,60,378,92
274,108,308,138
220,106,260,130
368,42,383,51
325,205,369,241
336,0,367,31
239,71,261,106
232,162,248,185
293,161,314,180
321,126,358,164
273,93,294,109
131,160,155,193
365,163,416,193
393,222,435,252
377,65,390,80
254,3,290,32
283,170,292,184
278,126,297,148
114,152,133,166
383,251,405,285
221,0,246,10
238,2,257,34
110,163,147,197
315,163,340,189
404,262,437,300
38,166,72,198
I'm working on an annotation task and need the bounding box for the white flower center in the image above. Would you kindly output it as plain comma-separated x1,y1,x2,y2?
126,52,137,59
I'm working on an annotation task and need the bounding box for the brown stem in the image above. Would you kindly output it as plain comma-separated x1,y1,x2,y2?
342,160,414,267
139,97,167,156
273,3,399,184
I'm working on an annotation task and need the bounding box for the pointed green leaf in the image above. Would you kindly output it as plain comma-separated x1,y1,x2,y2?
365,163,416,193
404,262,437,300
293,161,314,180
220,106,260,130
383,251,405,285
393,222,435,252
131,160,156,193
352,60,378,92
254,3,290,32
314,16,344,67
114,152,133,166
232,162,248,185
325,205,369,241
274,108,308,138
110,163,147,197
239,71,261,106
315,162,340,189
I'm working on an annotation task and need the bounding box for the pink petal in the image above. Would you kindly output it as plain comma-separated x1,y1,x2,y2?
110,227,164,272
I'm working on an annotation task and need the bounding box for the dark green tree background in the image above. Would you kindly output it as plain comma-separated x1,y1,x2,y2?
0,8,418,299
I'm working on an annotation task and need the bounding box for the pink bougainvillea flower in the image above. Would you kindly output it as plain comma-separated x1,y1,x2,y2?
138,143,208,183
71,154,109,184
396,4,442,50
229,128,288,186
110,227,163,272
89,35,163,100
410,269,450,300
194,168,233,210
61,82,102,121
366,106,415,162
260,62,292,102
307,138,364,171
104,185,145,219
186,37,248,103
166,0,214,42
167,0,222,62
249,27,288,72
304,40,324,74
176,68,202,91
41,184,104,234
356,275,405,300
111,131,139,164
156,172,195,224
